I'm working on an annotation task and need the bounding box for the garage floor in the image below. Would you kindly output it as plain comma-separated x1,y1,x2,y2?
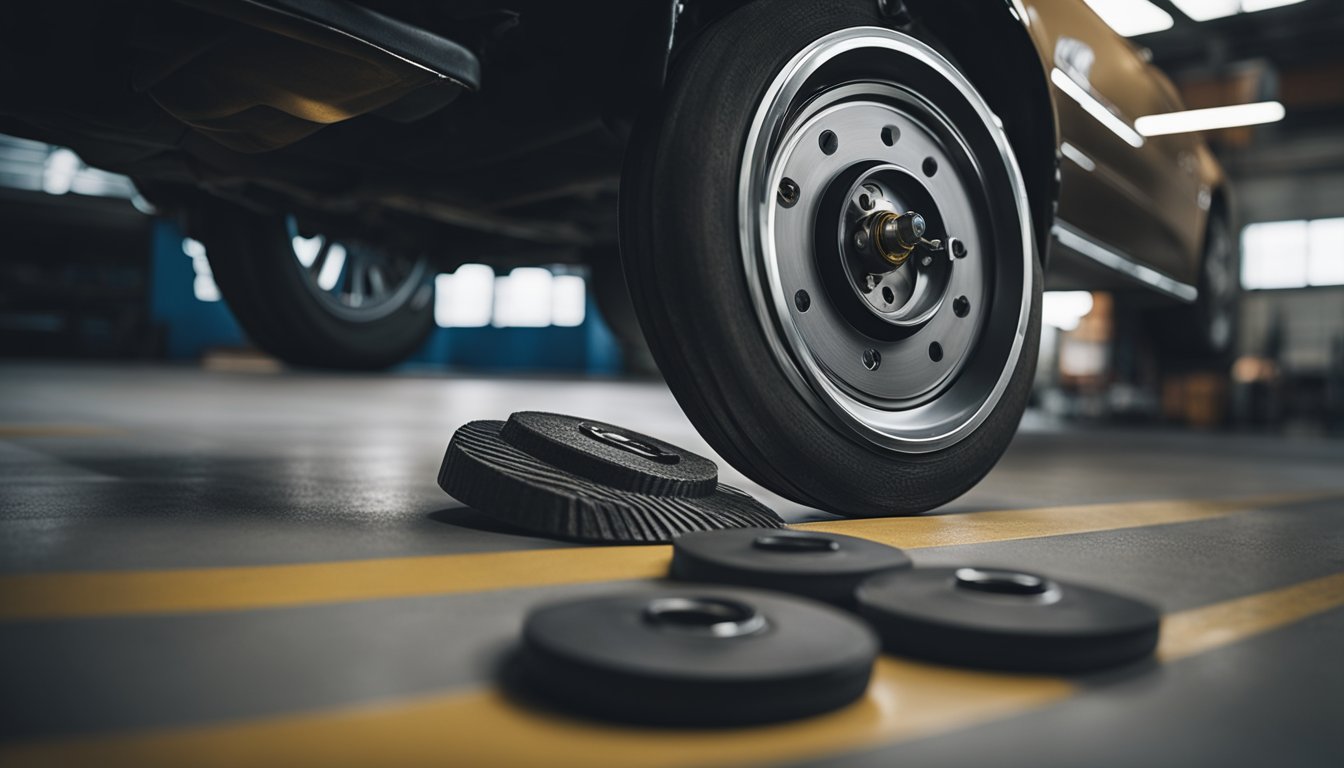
1,362,1342,767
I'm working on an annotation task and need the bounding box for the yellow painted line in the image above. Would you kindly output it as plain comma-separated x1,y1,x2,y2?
0,493,1328,621
0,424,123,438
6,572,1341,768
795,493,1326,548
1157,572,1344,662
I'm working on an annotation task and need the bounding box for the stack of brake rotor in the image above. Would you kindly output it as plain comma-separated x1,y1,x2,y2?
437,413,1162,726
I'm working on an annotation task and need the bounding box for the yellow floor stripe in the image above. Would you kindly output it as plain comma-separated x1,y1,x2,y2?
6,572,1341,768
795,493,1323,547
0,493,1326,621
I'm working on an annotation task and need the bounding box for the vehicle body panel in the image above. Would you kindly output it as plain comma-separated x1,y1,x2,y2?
1014,0,1224,292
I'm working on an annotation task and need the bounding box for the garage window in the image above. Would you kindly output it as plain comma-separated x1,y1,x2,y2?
434,264,587,328
1240,218,1344,290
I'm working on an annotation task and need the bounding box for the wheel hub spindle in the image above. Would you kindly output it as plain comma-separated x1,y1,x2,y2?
867,210,944,268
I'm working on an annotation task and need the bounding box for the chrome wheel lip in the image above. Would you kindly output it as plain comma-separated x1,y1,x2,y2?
286,216,432,323
737,27,1034,454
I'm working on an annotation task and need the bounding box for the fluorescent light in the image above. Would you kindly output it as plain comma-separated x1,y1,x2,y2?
1051,68,1145,148
1060,142,1096,172
1082,0,1173,36
1171,0,1240,20
1136,101,1284,136
1042,291,1095,332
1242,0,1307,10
1172,0,1305,21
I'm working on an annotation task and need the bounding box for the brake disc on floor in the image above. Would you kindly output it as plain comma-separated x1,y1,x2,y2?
670,528,912,607
514,586,878,726
856,566,1161,673
437,411,784,543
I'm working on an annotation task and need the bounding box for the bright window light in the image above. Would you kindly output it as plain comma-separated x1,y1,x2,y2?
1135,101,1284,136
182,238,221,302
1082,0,1174,36
315,243,346,291
434,263,494,327
291,235,323,268
1241,221,1308,289
41,147,80,195
551,274,587,327
1307,218,1344,287
493,267,553,327
1042,291,1095,332
1051,68,1145,148
1172,0,1304,21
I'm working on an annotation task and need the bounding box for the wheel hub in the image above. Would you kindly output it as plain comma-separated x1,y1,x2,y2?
837,166,956,327
739,27,1034,452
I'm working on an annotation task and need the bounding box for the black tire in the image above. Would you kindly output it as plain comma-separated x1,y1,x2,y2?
620,0,1043,516
589,246,659,376
197,208,435,370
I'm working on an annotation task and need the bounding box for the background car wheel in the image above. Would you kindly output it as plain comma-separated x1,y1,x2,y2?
198,208,435,370
1146,208,1239,367
621,0,1042,516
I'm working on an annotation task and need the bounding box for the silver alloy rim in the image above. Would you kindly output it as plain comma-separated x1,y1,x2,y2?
286,216,432,322
738,27,1034,453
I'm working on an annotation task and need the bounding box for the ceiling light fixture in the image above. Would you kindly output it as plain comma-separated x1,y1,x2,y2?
1082,0,1174,37
1170,0,1306,22
1135,101,1285,136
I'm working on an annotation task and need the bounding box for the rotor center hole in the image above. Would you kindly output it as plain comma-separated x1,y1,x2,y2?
643,597,768,638
954,567,1053,596
752,532,842,553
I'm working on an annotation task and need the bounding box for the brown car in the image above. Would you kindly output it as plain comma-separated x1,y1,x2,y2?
0,0,1233,515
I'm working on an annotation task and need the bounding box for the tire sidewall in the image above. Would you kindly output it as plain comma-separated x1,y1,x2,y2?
200,209,434,370
623,0,1042,515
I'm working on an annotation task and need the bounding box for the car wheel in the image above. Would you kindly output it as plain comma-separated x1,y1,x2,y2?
199,209,435,370
1146,208,1238,365
1197,209,1238,357
621,0,1042,516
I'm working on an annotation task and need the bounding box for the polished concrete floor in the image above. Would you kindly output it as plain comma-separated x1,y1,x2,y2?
1,362,1342,766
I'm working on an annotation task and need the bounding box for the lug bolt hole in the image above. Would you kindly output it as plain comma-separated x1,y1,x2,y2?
951,238,967,258
859,193,872,210
922,157,938,177
819,130,838,155
881,286,895,304
778,177,800,208
881,125,900,146
862,348,881,371
794,289,811,312
929,342,944,362
953,296,970,317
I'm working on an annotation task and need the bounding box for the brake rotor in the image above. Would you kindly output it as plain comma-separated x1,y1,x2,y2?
437,412,783,543
856,567,1161,673
516,587,878,726
670,528,912,607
